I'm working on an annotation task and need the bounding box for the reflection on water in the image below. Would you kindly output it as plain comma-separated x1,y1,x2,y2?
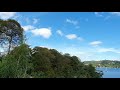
96,67,120,78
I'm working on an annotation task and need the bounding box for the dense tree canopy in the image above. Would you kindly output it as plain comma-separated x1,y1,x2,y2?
0,44,103,78
0,44,32,78
0,19,23,54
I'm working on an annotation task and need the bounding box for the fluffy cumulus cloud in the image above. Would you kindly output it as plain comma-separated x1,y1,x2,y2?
65,34,84,41
89,41,102,46
22,25,35,31
31,28,52,39
66,19,78,25
0,12,16,19
56,30,63,36
66,34,77,40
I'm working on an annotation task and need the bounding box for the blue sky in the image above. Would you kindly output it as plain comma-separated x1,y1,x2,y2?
1,12,120,61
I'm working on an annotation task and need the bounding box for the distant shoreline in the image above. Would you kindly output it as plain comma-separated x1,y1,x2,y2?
96,67,120,68
84,60,120,68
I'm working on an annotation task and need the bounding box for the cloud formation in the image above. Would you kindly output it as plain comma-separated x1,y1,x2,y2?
77,37,84,41
66,19,78,25
94,12,103,17
66,34,77,39
33,18,38,24
97,47,120,54
65,33,84,41
22,25,35,31
110,12,120,16
56,30,63,36
89,41,102,46
31,28,52,39
0,12,16,19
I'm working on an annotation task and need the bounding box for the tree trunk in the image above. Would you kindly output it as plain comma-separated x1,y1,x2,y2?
8,43,11,54
8,37,12,54
23,66,27,78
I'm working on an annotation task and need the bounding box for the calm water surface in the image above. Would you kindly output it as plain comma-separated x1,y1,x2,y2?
96,67,120,78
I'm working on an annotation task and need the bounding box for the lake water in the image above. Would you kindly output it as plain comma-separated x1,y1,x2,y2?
96,67,120,78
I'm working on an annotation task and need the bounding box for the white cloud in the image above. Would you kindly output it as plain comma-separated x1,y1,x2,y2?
97,47,120,54
77,37,84,41
94,12,103,17
0,12,16,19
66,19,78,25
56,30,63,36
110,12,120,16
22,25,35,31
66,34,77,40
12,14,20,20
65,34,84,41
31,28,52,39
94,12,98,15
97,48,115,53
89,41,102,46
33,18,38,24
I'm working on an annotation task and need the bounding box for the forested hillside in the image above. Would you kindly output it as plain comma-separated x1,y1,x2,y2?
0,19,103,78
84,60,120,68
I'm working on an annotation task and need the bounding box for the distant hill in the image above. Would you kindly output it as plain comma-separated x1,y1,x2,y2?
83,60,120,68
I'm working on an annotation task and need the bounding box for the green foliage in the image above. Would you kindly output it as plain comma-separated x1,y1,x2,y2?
0,45,102,78
0,44,32,78
31,47,102,78
0,19,23,54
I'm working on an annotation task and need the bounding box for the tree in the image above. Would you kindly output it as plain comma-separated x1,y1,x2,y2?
0,44,32,78
31,47,55,78
0,19,23,54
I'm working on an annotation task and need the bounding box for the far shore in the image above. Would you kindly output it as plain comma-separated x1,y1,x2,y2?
96,67,120,68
